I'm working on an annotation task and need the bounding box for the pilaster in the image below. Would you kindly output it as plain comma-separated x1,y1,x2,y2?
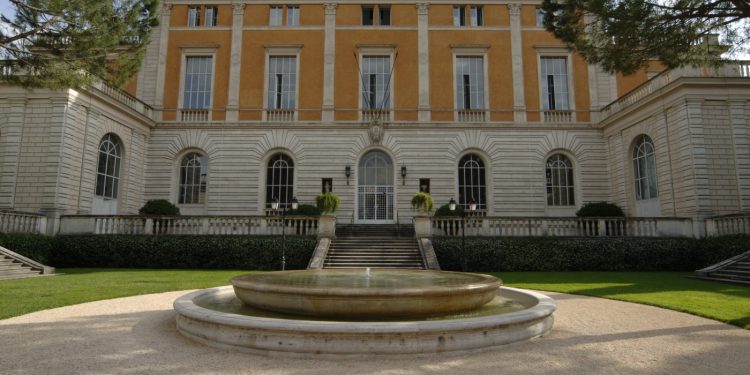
416,3,431,122
729,99,750,211
226,3,246,122
321,3,337,122
153,2,173,121
508,3,526,123
685,98,712,217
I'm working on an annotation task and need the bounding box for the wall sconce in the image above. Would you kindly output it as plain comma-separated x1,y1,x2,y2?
291,196,299,210
345,165,351,185
270,197,280,210
400,165,407,185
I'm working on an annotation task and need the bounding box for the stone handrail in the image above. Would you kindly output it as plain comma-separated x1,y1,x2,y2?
705,215,750,236
427,216,695,238
0,245,54,274
89,80,153,119
600,61,750,122
59,215,320,236
0,210,47,234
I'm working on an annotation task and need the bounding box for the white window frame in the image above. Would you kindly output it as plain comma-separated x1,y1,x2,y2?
262,45,302,121
470,5,483,27
453,6,466,27
177,47,218,120
177,152,208,206
451,46,490,121
286,5,300,26
545,153,576,207
632,135,659,201
205,6,218,27
536,47,576,121
357,46,395,122
269,5,283,27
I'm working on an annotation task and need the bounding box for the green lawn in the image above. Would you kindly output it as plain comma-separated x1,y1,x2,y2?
0,269,748,330
0,268,251,320
498,272,750,329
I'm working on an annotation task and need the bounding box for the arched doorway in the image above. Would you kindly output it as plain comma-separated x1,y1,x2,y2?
357,150,394,223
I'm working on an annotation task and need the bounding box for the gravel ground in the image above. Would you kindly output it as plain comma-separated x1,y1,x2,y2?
1,290,749,375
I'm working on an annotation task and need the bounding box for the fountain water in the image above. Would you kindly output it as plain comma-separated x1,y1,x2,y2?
174,268,556,357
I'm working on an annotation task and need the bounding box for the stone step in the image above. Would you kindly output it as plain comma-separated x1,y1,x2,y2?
0,272,43,281
690,275,750,286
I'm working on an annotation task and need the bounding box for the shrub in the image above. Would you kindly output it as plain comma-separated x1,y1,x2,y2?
0,234,56,264
576,201,624,217
52,235,317,270
411,192,434,213
288,204,321,216
431,235,750,272
316,193,340,213
139,200,180,216
434,204,465,217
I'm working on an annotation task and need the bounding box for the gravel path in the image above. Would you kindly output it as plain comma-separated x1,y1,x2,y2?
1,290,749,374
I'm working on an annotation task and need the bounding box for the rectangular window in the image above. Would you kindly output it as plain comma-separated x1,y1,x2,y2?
361,56,391,109
455,56,484,110
267,56,297,109
540,57,570,110
269,6,283,26
470,6,483,26
362,6,374,26
286,6,300,26
453,6,466,26
205,6,217,27
536,7,545,27
379,6,391,26
187,6,201,27
419,179,430,193
322,178,333,193
183,56,213,109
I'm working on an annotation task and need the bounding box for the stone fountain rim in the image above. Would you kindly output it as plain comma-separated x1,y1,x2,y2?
230,269,501,297
174,285,557,334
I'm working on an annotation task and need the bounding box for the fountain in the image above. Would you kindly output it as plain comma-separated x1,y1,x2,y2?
174,269,556,357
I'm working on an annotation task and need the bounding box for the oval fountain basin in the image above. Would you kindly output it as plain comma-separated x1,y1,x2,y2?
230,269,501,318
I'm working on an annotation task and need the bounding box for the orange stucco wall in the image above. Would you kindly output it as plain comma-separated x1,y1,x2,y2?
616,61,666,97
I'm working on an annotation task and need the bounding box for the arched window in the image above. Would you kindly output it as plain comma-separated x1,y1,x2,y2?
94,134,121,199
458,154,486,209
266,153,294,207
632,135,658,200
546,154,574,206
179,153,207,204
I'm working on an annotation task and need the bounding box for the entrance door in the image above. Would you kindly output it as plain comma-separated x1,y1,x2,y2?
357,151,394,223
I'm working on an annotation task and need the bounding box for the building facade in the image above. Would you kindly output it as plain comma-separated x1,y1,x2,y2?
1,1,749,230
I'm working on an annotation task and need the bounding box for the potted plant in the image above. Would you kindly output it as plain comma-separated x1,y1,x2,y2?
411,192,434,215
315,192,340,214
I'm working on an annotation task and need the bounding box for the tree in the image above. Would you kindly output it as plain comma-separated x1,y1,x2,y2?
0,0,159,89
541,0,750,74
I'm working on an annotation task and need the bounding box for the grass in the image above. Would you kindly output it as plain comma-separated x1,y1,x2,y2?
498,272,750,330
0,268,250,320
1,269,748,330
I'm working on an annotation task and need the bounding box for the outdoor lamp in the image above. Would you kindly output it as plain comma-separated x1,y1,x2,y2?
270,197,280,210
291,197,299,210
468,198,477,212
401,165,407,178
345,165,351,178
448,197,457,211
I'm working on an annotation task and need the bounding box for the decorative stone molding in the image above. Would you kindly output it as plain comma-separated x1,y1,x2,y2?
232,2,246,15
416,3,430,15
368,119,384,145
162,2,173,14
324,3,338,15
507,3,522,15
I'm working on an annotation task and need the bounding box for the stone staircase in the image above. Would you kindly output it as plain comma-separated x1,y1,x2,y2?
0,254,44,280
693,250,750,285
323,224,425,269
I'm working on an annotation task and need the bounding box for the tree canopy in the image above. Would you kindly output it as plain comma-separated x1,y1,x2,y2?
0,0,159,89
541,0,750,74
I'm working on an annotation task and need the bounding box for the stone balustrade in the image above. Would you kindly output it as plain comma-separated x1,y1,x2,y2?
424,216,696,238
59,215,322,237
706,215,750,237
0,211,47,234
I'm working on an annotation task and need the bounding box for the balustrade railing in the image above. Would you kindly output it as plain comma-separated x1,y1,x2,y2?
542,110,574,123
457,109,486,122
63,215,320,236
0,211,47,234
429,216,687,237
180,109,210,122
362,108,390,122
707,215,750,236
266,109,295,122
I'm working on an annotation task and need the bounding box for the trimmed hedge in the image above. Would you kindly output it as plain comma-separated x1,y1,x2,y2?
52,235,317,270
432,235,750,272
0,234,56,264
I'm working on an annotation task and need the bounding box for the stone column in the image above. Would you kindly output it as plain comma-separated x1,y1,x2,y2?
153,3,173,121
416,3,431,122
226,3,246,122
508,3,526,123
321,3,337,122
